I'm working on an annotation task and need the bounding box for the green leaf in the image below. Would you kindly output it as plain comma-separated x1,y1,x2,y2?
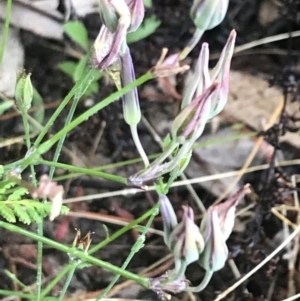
0,165,4,178
0,203,16,223
7,187,28,201
85,81,99,96
58,61,77,79
63,21,89,51
12,203,31,224
26,205,42,223
127,16,161,44
0,100,14,115
163,134,172,148
143,0,152,8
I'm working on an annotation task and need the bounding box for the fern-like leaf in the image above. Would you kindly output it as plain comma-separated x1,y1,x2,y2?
0,180,16,194
7,187,29,201
0,200,69,224
26,205,43,223
12,203,31,224
0,203,16,223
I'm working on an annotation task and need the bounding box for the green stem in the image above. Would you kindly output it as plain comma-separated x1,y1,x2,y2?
0,0,12,67
130,125,149,167
48,68,95,180
97,203,159,299
0,221,149,288
186,270,213,292
57,262,79,301
18,71,153,172
38,159,127,185
18,96,42,300
0,290,34,300
33,70,93,149
40,206,157,298
37,72,153,155
179,28,204,60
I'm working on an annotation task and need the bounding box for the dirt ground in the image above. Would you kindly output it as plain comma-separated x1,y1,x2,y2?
1,0,300,300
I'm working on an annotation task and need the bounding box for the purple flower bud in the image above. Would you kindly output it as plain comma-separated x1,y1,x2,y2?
199,184,251,271
198,207,228,272
181,42,210,109
126,0,145,32
120,45,141,126
190,0,229,31
169,206,205,275
94,21,129,70
180,30,236,122
171,82,218,141
209,29,236,118
159,194,178,247
94,0,144,70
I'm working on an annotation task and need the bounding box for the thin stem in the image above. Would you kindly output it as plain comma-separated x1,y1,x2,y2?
18,92,41,300
97,203,159,299
186,270,213,292
165,261,187,284
33,70,94,149
0,290,34,299
39,159,127,185
57,262,79,301
41,206,157,298
0,0,12,67
0,221,150,288
151,141,179,166
180,28,204,60
130,125,149,166
48,68,94,180
17,72,153,172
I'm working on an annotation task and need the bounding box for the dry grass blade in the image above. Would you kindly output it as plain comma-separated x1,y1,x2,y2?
213,224,300,301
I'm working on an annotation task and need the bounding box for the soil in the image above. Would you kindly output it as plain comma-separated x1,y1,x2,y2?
1,0,300,300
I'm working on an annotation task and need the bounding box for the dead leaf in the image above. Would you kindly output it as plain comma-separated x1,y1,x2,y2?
225,71,300,147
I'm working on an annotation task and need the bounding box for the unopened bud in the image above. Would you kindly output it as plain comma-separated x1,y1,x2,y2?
171,82,218,141
159,194,178,248
199,184,251,271
98,0,120,32
127,0,145,32
170,206,205,277
198,208,228,272
209,29,236,119
190,0,229,31
121,45,141,126
15,71,33,112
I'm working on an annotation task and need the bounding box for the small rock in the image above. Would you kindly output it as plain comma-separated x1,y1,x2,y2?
0,23,24,98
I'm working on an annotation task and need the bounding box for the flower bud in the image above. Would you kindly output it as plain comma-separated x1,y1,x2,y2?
98,0,120,32
198,208,228,272
190,0,229,31
159,194,178,247
199,184,251,271
94,19,129,70
15,71,33,112
181,42,210,109
127,0,145,32
209,29,236,119
121,45,141,126
171,82,218,141
170,206,205,277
